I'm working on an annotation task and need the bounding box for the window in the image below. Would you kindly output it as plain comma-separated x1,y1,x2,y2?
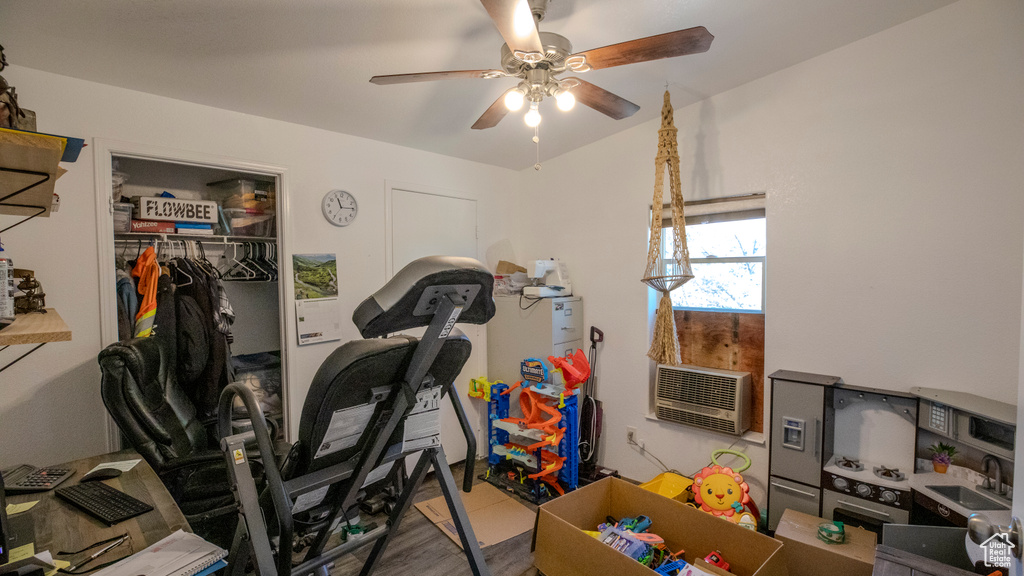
661,197,765,313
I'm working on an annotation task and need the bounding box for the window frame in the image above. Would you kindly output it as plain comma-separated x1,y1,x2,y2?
659,195,766,315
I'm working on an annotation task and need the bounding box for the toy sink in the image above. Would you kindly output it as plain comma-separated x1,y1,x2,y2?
639,472,693,504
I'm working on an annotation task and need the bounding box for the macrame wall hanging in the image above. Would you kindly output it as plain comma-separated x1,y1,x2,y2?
641,91,693,365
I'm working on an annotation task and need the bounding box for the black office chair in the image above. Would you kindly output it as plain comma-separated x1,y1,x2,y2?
220,255,495,576
98,335,265,545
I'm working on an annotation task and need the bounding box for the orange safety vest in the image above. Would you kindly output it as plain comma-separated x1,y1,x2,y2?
132,246,160,337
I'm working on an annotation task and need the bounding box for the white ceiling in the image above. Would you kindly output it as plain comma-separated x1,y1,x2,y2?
0,0,956,170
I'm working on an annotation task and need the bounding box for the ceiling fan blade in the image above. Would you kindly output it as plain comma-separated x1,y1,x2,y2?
480,0,543,55
571,26,713,70
472,91,513,130
370,70,506,85
568,79,640,120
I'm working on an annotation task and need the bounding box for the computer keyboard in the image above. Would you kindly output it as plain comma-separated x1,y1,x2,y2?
1,464,75,493
55,482,154,526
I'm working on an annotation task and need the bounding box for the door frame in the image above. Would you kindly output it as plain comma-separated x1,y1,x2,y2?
92,139,292,451
1014,241,1024,517
383,179,484,462
383,179,479,279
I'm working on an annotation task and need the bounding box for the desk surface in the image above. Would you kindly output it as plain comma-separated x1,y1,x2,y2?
6,450,189,555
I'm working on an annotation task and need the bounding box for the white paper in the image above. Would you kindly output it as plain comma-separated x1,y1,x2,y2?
296,298,342,345
84,459,141,476
402,388,441,452
314,402,377,459
361,462,393,488
292,486,330,514
93,530,225,576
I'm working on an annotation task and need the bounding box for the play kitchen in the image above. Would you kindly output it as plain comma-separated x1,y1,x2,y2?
768,370,1016,538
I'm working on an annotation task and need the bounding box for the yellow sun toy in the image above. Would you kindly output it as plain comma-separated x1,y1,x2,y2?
691,449,759,530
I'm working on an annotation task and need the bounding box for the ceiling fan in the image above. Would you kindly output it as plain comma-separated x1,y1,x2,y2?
369,0,713,130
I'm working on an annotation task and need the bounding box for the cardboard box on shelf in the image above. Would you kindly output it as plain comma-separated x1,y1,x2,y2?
130,220,176,234
533,477,786,576
131,196,218,224
773,509,875,576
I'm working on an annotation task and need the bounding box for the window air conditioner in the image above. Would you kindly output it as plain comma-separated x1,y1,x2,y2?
655,364,751,436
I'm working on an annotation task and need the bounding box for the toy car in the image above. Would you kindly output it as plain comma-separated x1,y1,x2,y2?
705,551,730,571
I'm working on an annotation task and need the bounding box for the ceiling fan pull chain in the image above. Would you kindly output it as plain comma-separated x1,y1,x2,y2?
533,125,542,171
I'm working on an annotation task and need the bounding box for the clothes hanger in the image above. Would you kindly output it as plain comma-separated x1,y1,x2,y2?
197,241,221,279
242,242,269,281
253,242,273,281
171,241,194,287
224,242,257,280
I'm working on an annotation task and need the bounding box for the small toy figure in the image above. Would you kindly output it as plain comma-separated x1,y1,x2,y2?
0,45,31,130
13,269,46,314
704,551,730,571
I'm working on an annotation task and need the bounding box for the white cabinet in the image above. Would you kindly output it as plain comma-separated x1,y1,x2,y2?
486,296,583,385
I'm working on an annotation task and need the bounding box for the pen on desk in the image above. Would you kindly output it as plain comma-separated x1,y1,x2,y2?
66,534,128,572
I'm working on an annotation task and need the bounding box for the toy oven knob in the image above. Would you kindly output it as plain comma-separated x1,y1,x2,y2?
881,490,897,504
856,484,872,498
832,477,849,491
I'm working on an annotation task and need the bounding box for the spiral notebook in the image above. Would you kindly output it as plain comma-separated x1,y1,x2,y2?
94,530,227,576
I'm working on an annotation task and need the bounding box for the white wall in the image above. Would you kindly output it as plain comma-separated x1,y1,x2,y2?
515,0,1024,506
0,66,519,468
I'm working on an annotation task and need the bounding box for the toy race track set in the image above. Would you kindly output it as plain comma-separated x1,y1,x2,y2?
468,349,590,504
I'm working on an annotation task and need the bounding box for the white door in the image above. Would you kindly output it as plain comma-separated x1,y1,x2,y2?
389,186,483,466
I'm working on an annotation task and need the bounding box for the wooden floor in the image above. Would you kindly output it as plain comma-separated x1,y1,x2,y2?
329,459,540,576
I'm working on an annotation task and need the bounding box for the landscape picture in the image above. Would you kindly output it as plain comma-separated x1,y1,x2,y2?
293,253,338,300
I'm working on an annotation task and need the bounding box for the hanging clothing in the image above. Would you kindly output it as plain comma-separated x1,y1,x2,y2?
115,268,138,341
153,273,177,355
132,246,160,337
214,277,234,344
171,255,235,419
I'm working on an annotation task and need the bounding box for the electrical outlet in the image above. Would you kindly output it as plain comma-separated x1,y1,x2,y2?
626,426,637,445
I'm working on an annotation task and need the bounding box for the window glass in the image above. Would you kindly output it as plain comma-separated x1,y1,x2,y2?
670,262,764,312
661,215,765,313
687,218,765,258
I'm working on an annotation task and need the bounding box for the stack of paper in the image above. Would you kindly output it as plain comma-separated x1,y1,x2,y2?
94,531,226,576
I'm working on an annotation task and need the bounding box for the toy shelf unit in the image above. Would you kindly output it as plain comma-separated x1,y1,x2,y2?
471,350,590,505
0,308,72,373
0,128,84,233
482,379,579,504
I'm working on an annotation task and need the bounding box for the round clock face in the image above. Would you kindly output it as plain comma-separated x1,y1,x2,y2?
322,189,357,227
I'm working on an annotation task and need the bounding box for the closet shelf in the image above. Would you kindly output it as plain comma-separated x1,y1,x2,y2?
114,232,276,243
0,309,72,346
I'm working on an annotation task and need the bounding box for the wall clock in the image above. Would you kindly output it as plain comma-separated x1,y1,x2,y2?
322,189,358,227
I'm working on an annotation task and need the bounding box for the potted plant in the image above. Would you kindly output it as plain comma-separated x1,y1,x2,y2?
929,442,958,473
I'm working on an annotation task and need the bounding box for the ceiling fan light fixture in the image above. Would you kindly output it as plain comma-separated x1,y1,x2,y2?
524,103,542,127
555,90,575,111
513,0,537,38
504,88,525,111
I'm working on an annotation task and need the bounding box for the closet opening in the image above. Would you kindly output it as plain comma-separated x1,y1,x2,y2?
94,142,289,451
